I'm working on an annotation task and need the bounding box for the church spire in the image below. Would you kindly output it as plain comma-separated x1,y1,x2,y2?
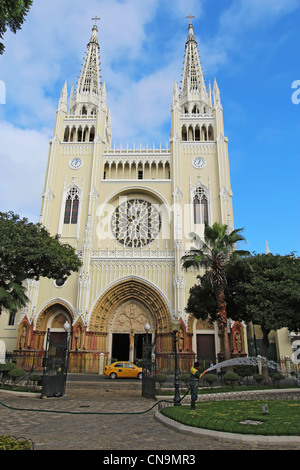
70,20,103,115
77,23,101,96
181,18,206,96
58,80,68,113
179,17,211,113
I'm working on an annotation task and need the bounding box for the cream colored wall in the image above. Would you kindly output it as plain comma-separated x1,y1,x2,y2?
34,116,178,330
36,276,78,317
0,310,21,352
89,173,176,318
276,328,295,359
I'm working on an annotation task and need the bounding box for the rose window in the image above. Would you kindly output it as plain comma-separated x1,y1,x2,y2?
111,198,161,248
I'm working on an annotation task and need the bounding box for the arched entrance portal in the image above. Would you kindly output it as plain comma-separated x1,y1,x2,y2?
88,278,173,360
35,301,73,351
110,300,152,362
17,301,74,351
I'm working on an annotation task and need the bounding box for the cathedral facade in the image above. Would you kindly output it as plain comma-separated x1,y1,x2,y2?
9,20,249,372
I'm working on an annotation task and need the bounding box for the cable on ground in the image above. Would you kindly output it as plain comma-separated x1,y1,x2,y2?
0,387,191,416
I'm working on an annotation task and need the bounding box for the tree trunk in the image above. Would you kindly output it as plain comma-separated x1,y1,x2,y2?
217,288,231,362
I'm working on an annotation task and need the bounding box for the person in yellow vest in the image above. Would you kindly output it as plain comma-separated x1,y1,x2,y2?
189,362,201,409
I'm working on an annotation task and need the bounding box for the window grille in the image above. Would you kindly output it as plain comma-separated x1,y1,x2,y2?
193,187,208,224
64,187,80,224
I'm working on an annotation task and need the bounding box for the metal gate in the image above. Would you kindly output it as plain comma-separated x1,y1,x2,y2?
41,329,70,398
142,332,157,399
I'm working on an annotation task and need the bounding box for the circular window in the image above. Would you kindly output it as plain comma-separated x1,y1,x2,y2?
54,278,66,288
111,198,161,248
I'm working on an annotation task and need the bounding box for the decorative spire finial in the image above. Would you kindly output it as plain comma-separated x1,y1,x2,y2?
186,14,196,40
92,16,100,26
186,13,195,24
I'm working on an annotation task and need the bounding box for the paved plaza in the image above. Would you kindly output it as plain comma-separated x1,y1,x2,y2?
0,379,299,451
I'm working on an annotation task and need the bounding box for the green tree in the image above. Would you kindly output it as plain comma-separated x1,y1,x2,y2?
230,253,300,359
0,211,81,314
186,252,300,376
0,0,33,54
182,222,249,361
185,274,218,322
185,257,251,322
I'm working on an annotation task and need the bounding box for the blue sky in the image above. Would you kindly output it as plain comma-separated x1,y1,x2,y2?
0,0,299,256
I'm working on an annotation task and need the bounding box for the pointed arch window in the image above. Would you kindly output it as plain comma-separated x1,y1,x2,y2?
188,125,194,141
208,124,214,141
195,125,200,141
193,187,209,225
63,126,70,142
89,126,95,142
64,187,80,224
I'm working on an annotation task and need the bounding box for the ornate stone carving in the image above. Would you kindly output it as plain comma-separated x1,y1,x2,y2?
89,278,171,334
112,301,151,333
196,318,214,330
51,313,67,328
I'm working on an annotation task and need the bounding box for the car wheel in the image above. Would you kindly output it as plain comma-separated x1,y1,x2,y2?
137,372,142,380
110,372,117,379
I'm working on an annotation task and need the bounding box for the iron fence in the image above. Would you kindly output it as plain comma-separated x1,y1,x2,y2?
156,352,195,374
68,352,107,374
5,351,44,372
4,351,300,376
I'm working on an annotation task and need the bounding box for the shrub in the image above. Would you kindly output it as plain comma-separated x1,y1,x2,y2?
0,362,16,384
203,373,217,388
155,374,168,386
29,374,42,384
8,367,26,384
0,435,32,450
0,362,15,371
233,364,256,384
179,373,190,387
224,372,240,388
269,372,285,388
253,373,265,385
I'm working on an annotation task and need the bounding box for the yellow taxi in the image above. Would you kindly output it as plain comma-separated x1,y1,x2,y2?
104,361,143,380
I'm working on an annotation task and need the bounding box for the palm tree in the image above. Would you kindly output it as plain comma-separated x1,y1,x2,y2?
182,222,249,361
0,279,28,318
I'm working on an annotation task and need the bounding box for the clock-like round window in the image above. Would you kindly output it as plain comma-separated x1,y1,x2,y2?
111,198,161,248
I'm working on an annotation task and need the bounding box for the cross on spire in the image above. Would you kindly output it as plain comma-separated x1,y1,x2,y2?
92,16,100,26
186,13,195,23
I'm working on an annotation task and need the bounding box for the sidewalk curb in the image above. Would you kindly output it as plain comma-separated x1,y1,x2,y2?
0,389,40,397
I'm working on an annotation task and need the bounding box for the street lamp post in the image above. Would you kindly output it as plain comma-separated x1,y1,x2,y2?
172,319,181,406
142,321,156,399
63,320,72,395
63,321,71,353
144,321,151,362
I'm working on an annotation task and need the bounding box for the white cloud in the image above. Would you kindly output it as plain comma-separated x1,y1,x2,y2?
0,121,50,221
168,0,205,20
109,61,177,145
219,0,299,32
